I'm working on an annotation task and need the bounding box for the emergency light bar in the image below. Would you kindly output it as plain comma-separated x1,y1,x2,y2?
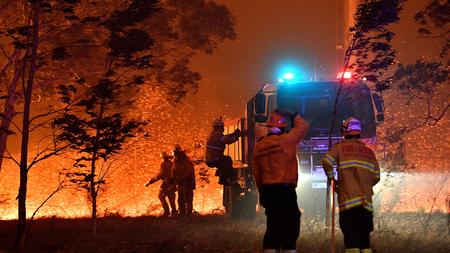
336,71,352,79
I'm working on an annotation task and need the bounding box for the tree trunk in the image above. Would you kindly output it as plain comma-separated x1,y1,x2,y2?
0,61,20,171
90,152,97,237
90,99,105,237
16,4,39,251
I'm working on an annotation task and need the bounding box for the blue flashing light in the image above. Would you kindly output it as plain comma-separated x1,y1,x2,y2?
278,71,301,84
276,61,304,84
283,72,295,80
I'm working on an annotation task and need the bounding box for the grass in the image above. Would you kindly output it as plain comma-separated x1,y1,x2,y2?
0,212,448,253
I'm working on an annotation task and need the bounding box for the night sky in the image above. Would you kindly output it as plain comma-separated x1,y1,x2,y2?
188,0,435,120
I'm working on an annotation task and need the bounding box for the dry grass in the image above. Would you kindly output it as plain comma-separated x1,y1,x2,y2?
0,212,448,253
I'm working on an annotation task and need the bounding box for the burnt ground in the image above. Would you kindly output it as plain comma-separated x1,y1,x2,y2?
0,212,449,253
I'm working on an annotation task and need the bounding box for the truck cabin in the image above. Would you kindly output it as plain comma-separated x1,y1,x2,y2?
251,81,384,140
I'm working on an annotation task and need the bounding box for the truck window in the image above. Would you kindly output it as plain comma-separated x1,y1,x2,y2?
278,96,302,115
255,93,266,114
335,88,375,138
305,97,331,129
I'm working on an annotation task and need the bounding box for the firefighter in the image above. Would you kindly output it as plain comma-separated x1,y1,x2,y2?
145,152,177,217
205,116,241,214
253,110,309,253
205,116,241,185
173,144,196,216
321,117,381,253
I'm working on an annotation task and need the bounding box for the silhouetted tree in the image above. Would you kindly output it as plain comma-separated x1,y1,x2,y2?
54,79,147,236
0,0,235,249
346,0,404,90
391,0,449,133
51,0,235,236
414,0,449,57
326,0,404,239
329,0,404,141
380,0,449,173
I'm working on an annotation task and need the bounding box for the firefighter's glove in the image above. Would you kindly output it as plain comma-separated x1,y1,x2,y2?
326,172,336,182
289,112,298,127
233,128,241,136
145,178,156,187
278,110,297,120
327,176,338,191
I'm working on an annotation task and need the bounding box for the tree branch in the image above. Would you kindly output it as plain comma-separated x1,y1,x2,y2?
428,103,450,126
27,143,71,171
25,173,68,235
29,108,67,125
0,113,22,134
4,148,20,167
0,47,20,79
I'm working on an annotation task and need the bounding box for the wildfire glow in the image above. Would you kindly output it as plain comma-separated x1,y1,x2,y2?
0,87,448,220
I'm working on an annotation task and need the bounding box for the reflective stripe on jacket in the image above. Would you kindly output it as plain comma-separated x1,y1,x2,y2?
252,115,309,189
322,139,380,212
205,129,239,163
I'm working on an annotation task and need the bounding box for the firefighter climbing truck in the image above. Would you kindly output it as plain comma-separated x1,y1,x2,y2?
223,77,385,218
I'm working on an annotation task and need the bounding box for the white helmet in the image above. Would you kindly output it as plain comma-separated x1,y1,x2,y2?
341,117,362,135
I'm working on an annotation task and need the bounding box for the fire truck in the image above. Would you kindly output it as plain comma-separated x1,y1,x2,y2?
222,75,385,218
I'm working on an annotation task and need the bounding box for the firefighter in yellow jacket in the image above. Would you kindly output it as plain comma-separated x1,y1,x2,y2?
322,117,380,253
253,110,309,253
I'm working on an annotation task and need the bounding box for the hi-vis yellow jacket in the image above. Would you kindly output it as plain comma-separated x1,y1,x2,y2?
322,139,380,212
252,115,309,189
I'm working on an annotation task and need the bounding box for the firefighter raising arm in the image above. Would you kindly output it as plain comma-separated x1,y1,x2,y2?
252,110,309,252
221,128,241,144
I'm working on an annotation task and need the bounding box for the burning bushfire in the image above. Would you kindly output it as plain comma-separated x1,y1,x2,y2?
0,88,448,220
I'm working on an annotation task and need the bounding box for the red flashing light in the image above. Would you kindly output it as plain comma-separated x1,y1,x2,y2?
336,71,352,79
